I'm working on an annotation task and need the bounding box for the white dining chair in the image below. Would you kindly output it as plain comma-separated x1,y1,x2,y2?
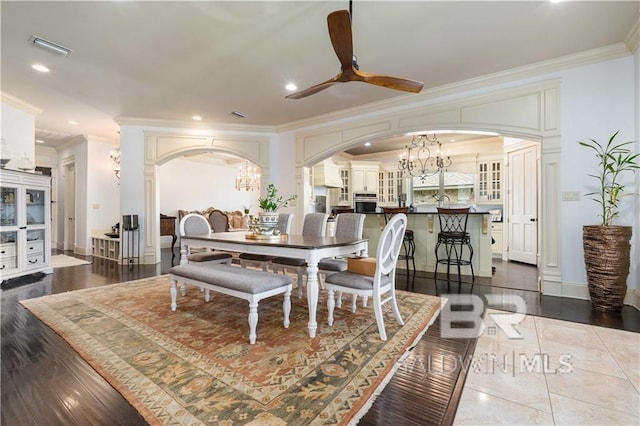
271,213,328,298
324,213,407,341
239,213,294,271
179,213,233,265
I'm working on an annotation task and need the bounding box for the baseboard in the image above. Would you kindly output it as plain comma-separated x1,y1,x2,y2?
624,289,640,311
541,280,589,300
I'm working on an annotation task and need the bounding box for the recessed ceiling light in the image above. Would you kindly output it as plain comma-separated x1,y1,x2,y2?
68,120,78,125
231,111,247,118
364,142,371,147
35,139,45,144
32,64,50,73
285,83,297,91
192,115,202,121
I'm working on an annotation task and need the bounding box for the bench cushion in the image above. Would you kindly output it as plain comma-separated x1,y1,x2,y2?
170,264,292,294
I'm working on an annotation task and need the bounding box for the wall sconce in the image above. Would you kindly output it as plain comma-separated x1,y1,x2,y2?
110,149,121,179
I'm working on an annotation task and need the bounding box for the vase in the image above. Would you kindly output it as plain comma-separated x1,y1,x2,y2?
582,225,631,311
254,212,279,236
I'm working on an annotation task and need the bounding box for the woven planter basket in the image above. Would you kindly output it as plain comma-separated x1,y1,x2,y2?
582,225,631,311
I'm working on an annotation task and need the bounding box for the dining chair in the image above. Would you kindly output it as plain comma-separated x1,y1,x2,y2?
382,207,416,274
271,213,328,298
239,213,294,271
317,213,366,309
208,209,230,233
179,213,233,264
325,213,407,341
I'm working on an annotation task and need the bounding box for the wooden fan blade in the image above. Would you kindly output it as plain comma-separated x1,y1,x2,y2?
357,70,424,93
285,74,341,99
327,10,354,71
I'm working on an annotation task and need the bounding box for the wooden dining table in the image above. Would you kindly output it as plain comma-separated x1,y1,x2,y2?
180,231,368,338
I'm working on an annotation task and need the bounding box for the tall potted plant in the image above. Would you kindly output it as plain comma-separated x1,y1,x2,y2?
579,131,639,310
255,184,297,235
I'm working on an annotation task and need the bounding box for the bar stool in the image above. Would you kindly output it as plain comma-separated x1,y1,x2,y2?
382,207,416,274
434,207,474,281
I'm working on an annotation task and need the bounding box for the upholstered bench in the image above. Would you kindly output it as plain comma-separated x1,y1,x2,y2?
169,264,293,344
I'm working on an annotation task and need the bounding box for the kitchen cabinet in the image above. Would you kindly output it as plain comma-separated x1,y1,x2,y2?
378,169,403,206
0,169,52,282
478,160,502,203
491,222,503,256
350,162,379,194
329,167,351,206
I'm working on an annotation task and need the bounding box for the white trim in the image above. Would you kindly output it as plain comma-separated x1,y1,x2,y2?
0,92,42,116
624,288,640,311
115,116,276,134
625,16,639,53
278,44,628,133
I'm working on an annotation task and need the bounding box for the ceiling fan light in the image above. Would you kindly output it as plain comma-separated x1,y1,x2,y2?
29,35,72,56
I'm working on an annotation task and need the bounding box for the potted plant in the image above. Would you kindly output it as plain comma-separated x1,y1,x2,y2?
255,184,297,234
579,131,639,311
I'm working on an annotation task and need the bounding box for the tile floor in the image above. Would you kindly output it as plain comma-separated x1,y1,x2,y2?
454,310,640,425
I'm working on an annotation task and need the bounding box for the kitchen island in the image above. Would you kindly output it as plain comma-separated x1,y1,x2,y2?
362,211,493,278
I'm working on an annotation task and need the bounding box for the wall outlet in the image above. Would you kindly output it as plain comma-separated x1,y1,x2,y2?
92,203,100,209
562,191,580,201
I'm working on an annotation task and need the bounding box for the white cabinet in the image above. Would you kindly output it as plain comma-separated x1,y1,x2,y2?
329,167,351,206
0,169,52,282
491,222,503,256
478,160,502,203
350,162,379,194
378,169,403,206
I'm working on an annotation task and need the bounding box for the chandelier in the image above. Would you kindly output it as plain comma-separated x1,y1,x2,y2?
235,160,260,191
398,134,452,183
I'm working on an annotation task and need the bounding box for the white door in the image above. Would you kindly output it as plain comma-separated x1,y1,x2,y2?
507,145,538,265
64,164,76,251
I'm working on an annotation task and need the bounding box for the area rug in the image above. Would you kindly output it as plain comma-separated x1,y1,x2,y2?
20,275,441,425
50,254,91,268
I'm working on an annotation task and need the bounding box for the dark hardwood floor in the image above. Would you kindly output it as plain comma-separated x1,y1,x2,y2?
2,250,639,425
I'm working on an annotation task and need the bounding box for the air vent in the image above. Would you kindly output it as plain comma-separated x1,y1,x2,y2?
29,35,72,56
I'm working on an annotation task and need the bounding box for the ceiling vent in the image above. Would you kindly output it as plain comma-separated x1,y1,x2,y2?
29,35,72,56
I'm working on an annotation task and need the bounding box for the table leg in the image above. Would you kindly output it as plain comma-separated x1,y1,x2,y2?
171,233,177,256
306,261,319,338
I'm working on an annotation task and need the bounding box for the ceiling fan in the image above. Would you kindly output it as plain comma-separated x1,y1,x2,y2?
286,3,424,100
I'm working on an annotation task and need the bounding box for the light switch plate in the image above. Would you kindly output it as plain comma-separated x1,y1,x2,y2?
562,191,580,201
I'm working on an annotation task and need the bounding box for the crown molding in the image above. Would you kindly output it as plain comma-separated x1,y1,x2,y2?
625,16,639,53
56,134,87,152
114,116,276,135
277,43,631,133
1,92,43,116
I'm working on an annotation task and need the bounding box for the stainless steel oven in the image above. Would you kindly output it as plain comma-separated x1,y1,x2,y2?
353,193,377,213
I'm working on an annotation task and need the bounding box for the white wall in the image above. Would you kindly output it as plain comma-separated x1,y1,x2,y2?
560,56,636,289
0,102,35,170
157,156,259,245
86,137,120,236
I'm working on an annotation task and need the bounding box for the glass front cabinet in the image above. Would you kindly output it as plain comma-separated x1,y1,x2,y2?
0,169,52,282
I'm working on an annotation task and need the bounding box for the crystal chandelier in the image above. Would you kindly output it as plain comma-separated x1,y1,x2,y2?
398,134,452,183
235,160,260,191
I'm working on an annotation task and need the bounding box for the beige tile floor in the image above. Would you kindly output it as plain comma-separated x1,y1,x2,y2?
454,310,640,425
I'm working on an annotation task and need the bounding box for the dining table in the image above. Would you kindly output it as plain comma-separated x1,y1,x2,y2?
180,231,368,338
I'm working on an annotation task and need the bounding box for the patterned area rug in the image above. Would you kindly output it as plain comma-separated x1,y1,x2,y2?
50,254,91,268
20,275,441,425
